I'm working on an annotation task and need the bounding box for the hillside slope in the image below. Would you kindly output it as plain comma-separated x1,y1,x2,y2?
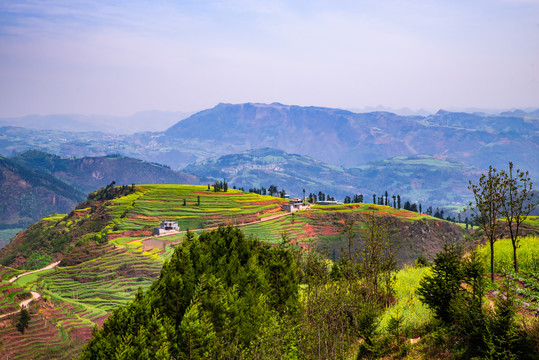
11,150,201,194
165,103,538,176
0,184,467,359
0,156,85,229
184,148,482,207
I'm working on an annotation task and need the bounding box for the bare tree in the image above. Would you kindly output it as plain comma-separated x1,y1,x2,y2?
468,166,506,282
500,162,536,272
360,213,396,305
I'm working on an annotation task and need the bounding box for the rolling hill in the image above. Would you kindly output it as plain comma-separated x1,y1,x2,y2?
5,183,539,359
10,150,201,194
0,156,85,229
163,103,538,176
1,103,537,182
184,148,483,207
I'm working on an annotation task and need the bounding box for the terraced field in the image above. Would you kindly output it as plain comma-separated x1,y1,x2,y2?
106,185,287,236
0,185,291,358
0,185,465,359
241,203,460,265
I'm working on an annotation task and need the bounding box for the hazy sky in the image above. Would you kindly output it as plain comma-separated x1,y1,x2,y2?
1,0,538,117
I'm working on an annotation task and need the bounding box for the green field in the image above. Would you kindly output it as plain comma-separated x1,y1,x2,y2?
0,185,467,359
379,265,433,336
105,185,287,234
476,235,539,273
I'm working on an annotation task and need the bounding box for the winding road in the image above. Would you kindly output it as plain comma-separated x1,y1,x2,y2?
0,261,60,319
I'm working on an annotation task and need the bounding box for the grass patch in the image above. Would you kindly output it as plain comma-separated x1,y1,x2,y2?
379,265,433,336
476,236,539,273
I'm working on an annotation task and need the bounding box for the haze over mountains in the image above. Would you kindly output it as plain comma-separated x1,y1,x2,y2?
0,110,193,134
0,151,201,230
1,103,537,175
0,102,537,228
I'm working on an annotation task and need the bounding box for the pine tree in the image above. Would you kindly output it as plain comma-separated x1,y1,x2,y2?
16,308,30,334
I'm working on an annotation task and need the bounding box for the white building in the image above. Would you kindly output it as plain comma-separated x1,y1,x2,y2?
153,220,179,236
282,199,308,212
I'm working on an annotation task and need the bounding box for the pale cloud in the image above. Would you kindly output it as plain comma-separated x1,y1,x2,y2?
0,0,537,116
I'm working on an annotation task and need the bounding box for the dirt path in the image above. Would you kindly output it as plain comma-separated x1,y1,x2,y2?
0,262,60,319
8,261,61,283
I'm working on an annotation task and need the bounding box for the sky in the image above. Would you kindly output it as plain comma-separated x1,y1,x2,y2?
0,0,538,117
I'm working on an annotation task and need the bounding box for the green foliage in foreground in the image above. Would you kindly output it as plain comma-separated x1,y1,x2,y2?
16,308,30,334
378,265,432,336
417,245,539,359
80,227,300,359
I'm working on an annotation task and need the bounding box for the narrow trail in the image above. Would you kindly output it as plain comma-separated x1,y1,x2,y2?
0,261,60,320
7,261,60,283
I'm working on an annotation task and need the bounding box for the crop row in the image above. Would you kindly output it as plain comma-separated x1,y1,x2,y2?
0,298,98,360
40,248,162,313
105,185,287,233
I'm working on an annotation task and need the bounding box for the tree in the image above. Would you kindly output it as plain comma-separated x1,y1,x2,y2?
500,162,536,272
373,194,376,204
397,195,401,209
344,196,351,204
268,185,278,197
468,166,505,282
417,244,463,324
360,213,396,306
16,308,30,334
403,201,411,210
341,219,356,263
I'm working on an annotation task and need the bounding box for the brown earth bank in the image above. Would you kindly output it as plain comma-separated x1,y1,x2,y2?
307,210,466,266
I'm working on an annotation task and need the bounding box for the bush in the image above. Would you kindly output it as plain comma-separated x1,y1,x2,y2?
417,244,463,324
16,308,30,334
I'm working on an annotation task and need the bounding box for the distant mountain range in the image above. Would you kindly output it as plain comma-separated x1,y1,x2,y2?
1,102,536,179
11,150,200,194
0,151,201,230
0,110,192,134
0,156,85,229
0,102,537,212
184,148,483,208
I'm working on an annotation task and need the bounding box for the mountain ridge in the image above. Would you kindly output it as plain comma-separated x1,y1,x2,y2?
0,102,536,181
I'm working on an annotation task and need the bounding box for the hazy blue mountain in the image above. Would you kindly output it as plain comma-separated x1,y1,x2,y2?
0,110,192,134
11,150,201,194
0,156,85,228
184,148,482,208
1,103,537,180
165,103,538,176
